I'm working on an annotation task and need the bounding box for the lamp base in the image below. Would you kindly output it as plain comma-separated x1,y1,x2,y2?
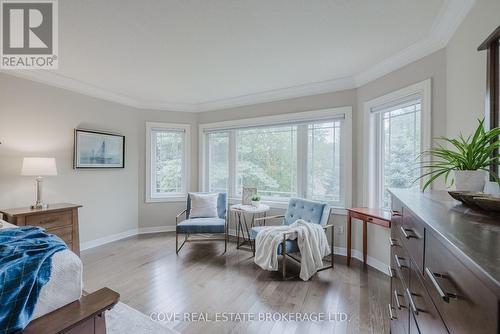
31,203,49,210
32,176,49,210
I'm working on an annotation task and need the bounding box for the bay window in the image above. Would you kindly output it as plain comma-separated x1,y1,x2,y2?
201,108,352,209
365,80,431,209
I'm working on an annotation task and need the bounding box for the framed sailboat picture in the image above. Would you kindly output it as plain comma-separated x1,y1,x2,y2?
74,129,125,169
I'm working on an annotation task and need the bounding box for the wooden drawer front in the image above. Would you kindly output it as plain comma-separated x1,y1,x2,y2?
408,259,448,334
47,225,73,246
391,196,403,216
26,211,72,230
390,271,409,334
424,233,498,334
391,236,410,287
400,208,425,272
390,213,402,241
349,211,390,227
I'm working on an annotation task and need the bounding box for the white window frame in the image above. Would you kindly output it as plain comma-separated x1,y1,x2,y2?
199,107,352,215
146,122,190,203
363,79,432,208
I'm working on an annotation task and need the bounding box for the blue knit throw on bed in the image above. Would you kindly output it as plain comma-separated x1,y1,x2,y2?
0,226,67,334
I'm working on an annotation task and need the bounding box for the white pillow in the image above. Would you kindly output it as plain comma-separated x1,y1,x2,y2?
189,193,219,218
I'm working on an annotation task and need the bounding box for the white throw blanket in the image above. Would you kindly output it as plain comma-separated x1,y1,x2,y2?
254,220,331,280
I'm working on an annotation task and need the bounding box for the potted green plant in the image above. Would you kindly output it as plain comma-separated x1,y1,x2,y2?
251,194,261,207
417,119,500,191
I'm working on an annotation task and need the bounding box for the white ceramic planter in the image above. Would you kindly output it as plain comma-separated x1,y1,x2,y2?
454,170,487,192
251,200,260,207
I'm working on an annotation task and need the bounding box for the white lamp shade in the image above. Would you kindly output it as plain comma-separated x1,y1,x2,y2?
21,157,58,176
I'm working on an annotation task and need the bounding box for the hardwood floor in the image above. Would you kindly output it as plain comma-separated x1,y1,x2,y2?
82,233,390,334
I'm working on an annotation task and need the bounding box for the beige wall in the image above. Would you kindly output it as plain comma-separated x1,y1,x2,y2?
197,90,356,124
445,0,500,193
0,74,139,244
0,74,199,243
446,0,500,138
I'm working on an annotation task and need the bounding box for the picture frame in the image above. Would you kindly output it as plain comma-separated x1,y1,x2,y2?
74,129,125,169
478,25,500,180
242,187,257,205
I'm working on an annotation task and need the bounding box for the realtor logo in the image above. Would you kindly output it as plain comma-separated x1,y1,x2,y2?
1,0,58,69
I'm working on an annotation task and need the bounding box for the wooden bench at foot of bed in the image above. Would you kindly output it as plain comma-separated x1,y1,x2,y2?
21,288,119,334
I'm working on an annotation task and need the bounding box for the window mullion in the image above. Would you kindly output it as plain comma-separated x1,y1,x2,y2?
151,132,157,198
229,130,236,199
204,133,209,192
297,124,308,199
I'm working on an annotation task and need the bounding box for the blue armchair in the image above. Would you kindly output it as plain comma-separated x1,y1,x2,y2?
250,198,334,279
175,193,228,254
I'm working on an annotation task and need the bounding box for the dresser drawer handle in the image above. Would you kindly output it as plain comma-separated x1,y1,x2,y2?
393,290,405,310
405,288,419,315
388,304,396,320
40,219,57,225
394,254,407,269
391,210,402,217
424,267,458,303
400,226,417,239
389,238,398,247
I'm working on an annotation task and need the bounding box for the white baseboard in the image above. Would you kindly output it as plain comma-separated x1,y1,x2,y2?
81,228,139,251
138,226,176,234
81,226,176,251
333,246,390,276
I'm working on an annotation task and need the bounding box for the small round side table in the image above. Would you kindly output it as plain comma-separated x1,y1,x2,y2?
230,204,270,252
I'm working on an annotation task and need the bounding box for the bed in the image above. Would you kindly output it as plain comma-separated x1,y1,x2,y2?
0,219,119,334
1,220,83,319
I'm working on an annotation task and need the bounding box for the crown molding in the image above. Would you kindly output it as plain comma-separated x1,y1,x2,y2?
354,0,475,87
0,0,474,113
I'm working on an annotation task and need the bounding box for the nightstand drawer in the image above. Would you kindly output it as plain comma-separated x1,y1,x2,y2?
1,203,81,256
47,225,73,246
26,211,72,230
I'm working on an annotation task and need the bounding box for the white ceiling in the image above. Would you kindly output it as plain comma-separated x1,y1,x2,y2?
5,0,474,111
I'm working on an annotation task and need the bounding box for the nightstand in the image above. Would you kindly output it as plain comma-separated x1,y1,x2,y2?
0,203,82,256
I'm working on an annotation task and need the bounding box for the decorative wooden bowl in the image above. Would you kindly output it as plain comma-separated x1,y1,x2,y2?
449,191,500,212
472,196,500,212
448,191,488,206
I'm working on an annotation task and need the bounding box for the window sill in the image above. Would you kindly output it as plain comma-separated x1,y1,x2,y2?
228,198,347,216
145,196,186,203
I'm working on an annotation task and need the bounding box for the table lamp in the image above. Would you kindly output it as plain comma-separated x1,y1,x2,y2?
21,157,58,209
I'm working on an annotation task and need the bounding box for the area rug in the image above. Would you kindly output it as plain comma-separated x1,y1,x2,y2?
106,302,178,334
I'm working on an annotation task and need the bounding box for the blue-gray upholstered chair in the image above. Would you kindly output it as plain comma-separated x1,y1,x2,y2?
250,198,334,279
175,193,228,254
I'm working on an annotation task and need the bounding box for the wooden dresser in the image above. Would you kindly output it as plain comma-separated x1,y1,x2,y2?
0,203,82,256
389,190,499,334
